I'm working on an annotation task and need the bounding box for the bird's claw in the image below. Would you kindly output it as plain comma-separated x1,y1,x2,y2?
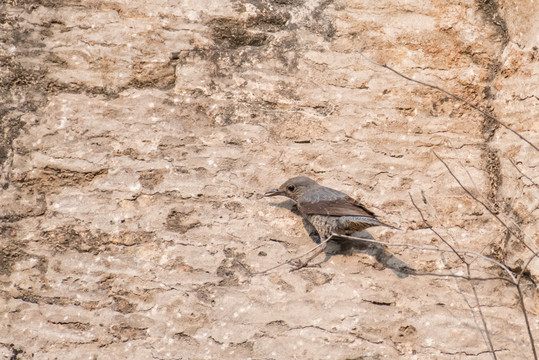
288,258,320,271
289,258,304,267
288,258,307,271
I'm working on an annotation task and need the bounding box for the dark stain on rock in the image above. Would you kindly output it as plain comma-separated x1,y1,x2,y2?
0,192,47,223
110,295,137,314
208,7,290,49
299,269,333,288
483,147,502,211
110,323,148,339
166,209,201,233
0,244,27,276
18,167,108,191
138,169,166,190
7,343,24,360
209,18,269,48
46,227,107,254
480,110,499,142
223,201,245,214
0,242,47,277
13,289,70,306
270,0,305,5
43,227,154,254
216,248,251,286
398,324,417,338
174,332,200,345
305,0,336,40
0,7,53,189
49,320,91,331
476,0,509,47
128,61,176,90
245,11,291,32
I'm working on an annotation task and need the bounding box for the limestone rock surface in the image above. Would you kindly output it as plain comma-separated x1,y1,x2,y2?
1,0,538,359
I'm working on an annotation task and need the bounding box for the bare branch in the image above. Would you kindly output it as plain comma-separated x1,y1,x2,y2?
469,270,498,360
319,233,519,284
358,52,539,153
447,141,537,249
508,158,539,188
256,236,333,274
433,151,539,256
516,284,538,360
411,192,498,358
409,192,467,263
429,153,538,359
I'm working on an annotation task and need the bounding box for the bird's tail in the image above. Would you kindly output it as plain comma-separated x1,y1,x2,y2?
360,216,399,230
346,215,399,230
378,219,399,230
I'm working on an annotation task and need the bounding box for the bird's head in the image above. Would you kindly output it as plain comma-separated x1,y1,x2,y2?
264,176,318,202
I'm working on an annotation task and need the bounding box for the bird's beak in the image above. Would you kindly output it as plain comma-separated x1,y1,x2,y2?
264,189,283,197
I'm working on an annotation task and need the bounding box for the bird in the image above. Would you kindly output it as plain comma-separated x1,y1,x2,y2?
264,176,394,243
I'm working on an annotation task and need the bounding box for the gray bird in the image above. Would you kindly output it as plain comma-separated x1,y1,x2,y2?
264,176,394,242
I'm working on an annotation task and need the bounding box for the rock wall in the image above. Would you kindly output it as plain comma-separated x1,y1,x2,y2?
1,0,538,359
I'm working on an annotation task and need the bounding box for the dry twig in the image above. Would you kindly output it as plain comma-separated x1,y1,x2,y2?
358,52,539,153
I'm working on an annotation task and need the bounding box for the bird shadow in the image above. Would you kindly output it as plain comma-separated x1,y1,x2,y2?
320,228,415,279
268,200,414,278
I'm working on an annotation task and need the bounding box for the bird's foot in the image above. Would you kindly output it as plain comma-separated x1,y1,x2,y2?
287,239,331,271
289,258,306,271
288,258,320,272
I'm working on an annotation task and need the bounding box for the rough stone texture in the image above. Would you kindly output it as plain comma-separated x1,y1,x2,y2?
0,0,538,359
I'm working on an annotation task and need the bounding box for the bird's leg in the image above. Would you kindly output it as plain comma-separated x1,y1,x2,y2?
289,234,336,271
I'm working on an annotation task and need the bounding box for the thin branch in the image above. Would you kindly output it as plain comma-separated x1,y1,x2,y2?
433,151,539,256
411,192,498,359
357,50,537,357
516,250,537,360
322,233,519,284
358,52,539,153
518,255,538,284
256,236,333,274
445,142,539,281
516,284,538,360
258,237,516,287
418,185,494,268
470,269,498,360
409,192,466,263
408,271,513,284
514,252,539,360
447,140,538,253
508,158,539,188
423,155,538,359
448,262,494,353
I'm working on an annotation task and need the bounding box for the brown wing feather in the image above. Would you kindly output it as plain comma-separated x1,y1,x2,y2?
298,196,377,217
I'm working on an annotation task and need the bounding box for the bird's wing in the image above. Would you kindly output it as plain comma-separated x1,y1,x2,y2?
298,195,377,217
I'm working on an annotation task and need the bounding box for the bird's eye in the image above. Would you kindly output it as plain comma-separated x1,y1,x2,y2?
287,185,295,192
